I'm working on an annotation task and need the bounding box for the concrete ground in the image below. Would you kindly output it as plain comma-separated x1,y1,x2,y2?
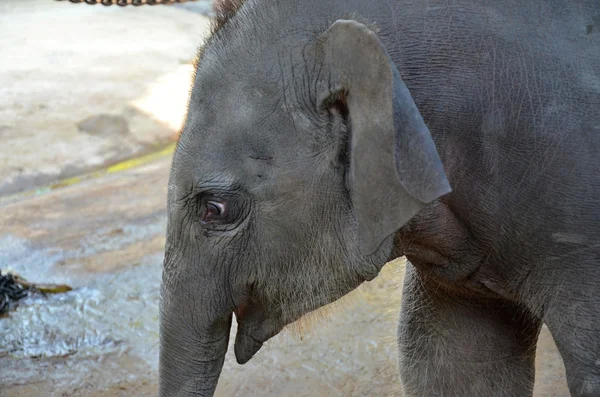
0,0,212,196
0,1,570,396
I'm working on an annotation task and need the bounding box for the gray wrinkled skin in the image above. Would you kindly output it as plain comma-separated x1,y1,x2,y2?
159,1,600,396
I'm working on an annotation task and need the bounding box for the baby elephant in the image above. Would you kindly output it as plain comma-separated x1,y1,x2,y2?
156,0,600,396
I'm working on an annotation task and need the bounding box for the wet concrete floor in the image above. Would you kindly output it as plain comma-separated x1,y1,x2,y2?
0,152,570,397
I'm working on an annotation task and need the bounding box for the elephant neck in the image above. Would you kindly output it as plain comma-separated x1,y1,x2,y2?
389,199,486,288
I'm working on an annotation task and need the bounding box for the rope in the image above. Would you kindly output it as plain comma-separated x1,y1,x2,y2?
55,0,199,6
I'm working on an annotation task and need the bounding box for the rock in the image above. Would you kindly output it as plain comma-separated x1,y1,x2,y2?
77,114,130,137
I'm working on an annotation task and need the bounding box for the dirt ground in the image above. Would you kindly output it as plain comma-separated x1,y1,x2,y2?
0,1,571,397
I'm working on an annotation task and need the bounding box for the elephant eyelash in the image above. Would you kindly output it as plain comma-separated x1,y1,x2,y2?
189,189,250,234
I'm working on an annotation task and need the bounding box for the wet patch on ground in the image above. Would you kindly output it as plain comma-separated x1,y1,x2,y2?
0,254,162,395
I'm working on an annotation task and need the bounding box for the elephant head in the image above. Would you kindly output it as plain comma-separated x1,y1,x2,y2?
159,3,451,396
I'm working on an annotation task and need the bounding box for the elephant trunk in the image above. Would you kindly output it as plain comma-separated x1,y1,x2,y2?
159,280,233,397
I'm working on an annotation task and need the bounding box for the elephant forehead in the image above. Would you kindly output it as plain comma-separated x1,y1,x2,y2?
177,117,313,188
217,82,265,120
180,74,320,190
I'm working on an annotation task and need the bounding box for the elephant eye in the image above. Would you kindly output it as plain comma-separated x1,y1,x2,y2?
201,200,228,223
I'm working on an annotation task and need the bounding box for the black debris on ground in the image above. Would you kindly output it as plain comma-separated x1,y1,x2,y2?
0,271,74,315
0,271,28,314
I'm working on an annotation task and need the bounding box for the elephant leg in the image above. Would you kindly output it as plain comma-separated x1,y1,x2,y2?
397,264,542,397
542,276,600,397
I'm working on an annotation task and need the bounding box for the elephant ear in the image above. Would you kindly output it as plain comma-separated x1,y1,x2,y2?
318,20,452,255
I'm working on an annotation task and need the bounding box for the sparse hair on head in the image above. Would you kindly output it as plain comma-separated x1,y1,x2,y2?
189,0,246,103
211,0,246,35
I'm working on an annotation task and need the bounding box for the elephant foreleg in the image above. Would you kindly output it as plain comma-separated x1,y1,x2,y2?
397,264,542,397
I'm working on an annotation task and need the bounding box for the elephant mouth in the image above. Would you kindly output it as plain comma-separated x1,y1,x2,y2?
233,304,259,364
234,331,264,364
232,303,285,365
